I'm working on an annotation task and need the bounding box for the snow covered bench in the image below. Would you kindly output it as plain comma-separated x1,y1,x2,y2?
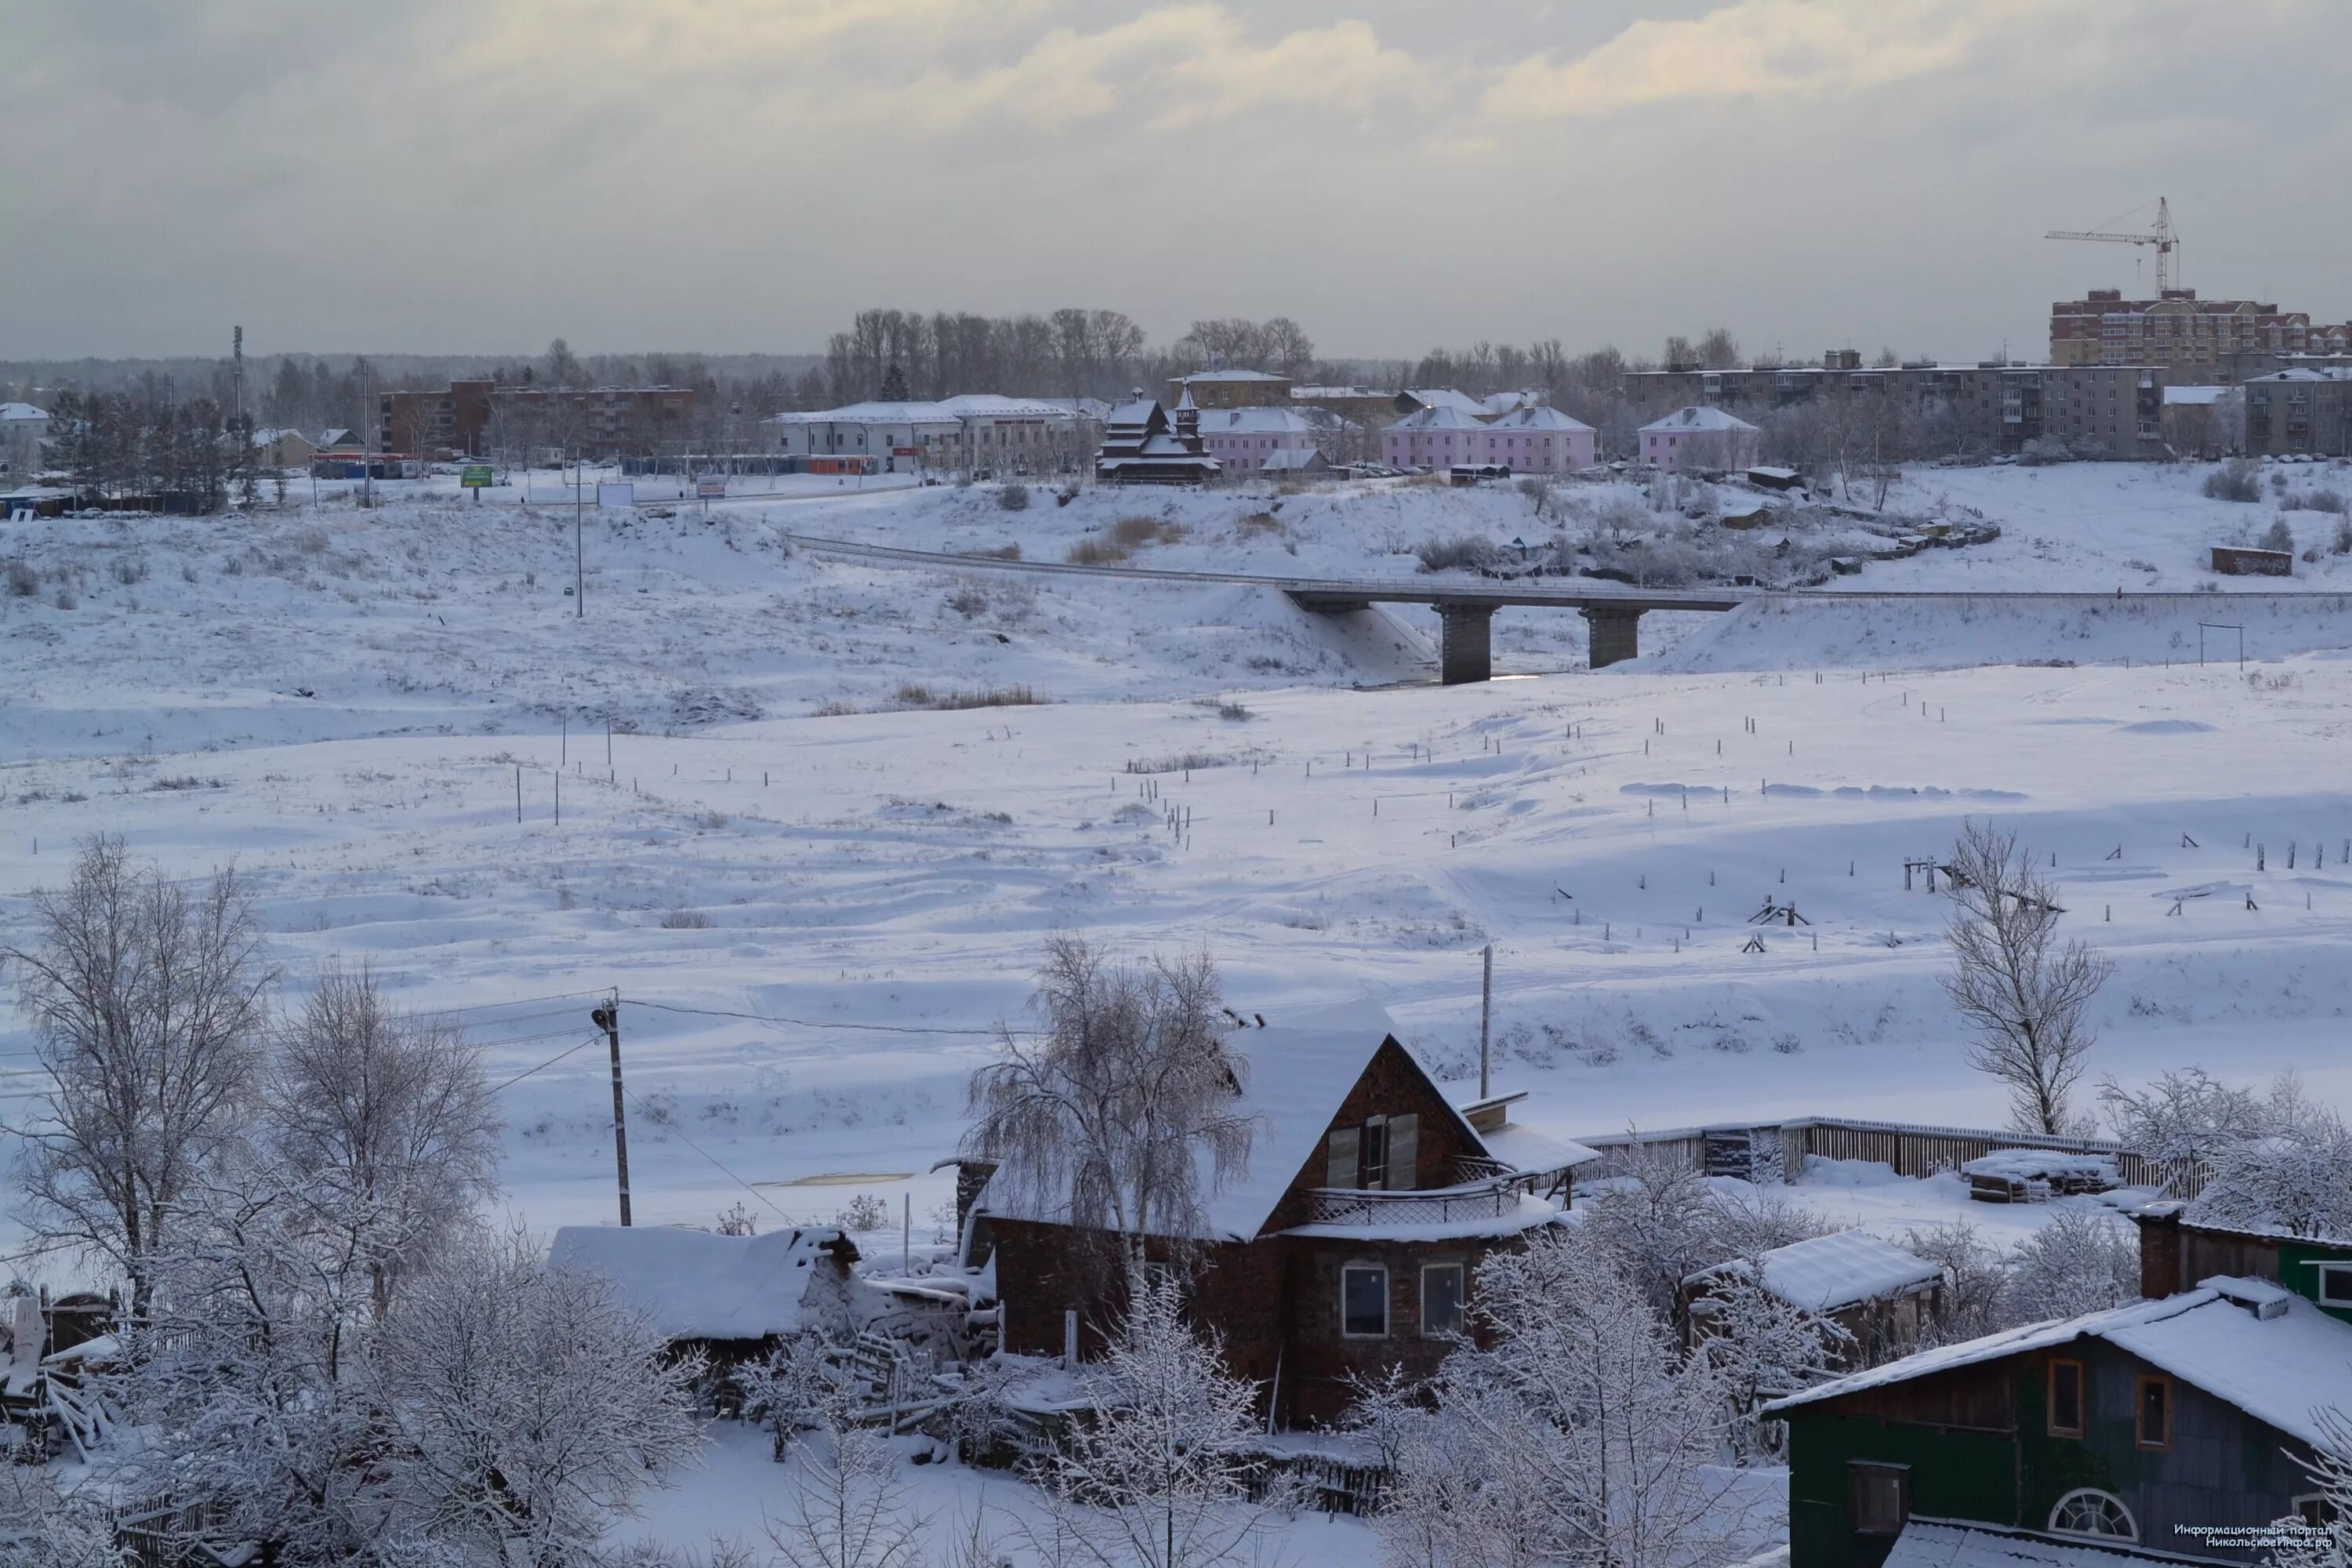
1962,1149,2118,1203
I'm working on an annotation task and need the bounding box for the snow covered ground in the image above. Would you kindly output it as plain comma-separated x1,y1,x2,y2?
5,459,2350,1269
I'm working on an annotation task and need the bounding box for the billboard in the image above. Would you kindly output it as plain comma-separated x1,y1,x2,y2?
596,481,635,509
696,475,727,499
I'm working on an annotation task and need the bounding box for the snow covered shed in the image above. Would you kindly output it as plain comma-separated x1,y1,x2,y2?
1764,1278,2352,1568
548,1224,859,1361
1685,1230,1946,1367
971,1001,1583,1428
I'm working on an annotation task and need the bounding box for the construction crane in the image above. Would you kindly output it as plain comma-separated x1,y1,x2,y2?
2046,198,2178,293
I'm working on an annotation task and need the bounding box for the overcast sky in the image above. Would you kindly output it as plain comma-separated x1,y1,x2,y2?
5,0,2348,365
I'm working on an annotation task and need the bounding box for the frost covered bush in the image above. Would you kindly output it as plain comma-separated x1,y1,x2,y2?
942,578,988,617
3,557,36,597
996,481,1029,511
2202,459,2260,502
2004,1209,2140,1323
1414,534,1501,573
659,909,713,929
2184,1074,2352,1241
2261,517,2296,554
1066,536,1129,565
835,1192,890,1232
2281,487,2347,514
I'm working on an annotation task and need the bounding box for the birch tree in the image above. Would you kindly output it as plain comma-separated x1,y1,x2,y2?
1028,1272,1285,1568
1940,821,2112,1134
264,961,499,1315
962,937,1252,1279
5,835,272,1308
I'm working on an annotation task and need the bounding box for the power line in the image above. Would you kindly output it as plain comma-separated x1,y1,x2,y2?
486,1033,604,1094
624,997,1011,1037
619,1083,795,1224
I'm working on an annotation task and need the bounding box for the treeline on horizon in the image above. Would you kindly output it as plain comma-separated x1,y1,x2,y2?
2,311,1823,437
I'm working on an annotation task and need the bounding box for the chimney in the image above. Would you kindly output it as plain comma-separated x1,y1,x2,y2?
2134,1203,2183,1298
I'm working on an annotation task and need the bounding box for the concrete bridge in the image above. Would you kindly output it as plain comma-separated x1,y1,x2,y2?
1279,580,1748,681
779,530,1751,680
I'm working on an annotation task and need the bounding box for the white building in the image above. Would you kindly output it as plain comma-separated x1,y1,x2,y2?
1,403,50,480
1639,405,1761,471
768,394,1087,475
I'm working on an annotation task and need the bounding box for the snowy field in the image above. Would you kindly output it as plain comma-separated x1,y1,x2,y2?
5,458,2351,1275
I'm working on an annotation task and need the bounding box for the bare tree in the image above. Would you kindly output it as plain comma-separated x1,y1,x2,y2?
961,937,1252,1279
264,961,500,1315
1939,821,2112,1134
5,835,272,1307
2275,1406,2352,1568
1025,1272,1286,1568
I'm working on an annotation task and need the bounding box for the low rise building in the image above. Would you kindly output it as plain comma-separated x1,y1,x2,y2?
770,394,1087,476
1383,405,1488,470
2052,288,2316,373
1166,368,1292,410
1193,406,1321,476
379,380,697,460
1,401,50,479
1641,405,1761,470
1477,404,1595,473
1094,395,1219,485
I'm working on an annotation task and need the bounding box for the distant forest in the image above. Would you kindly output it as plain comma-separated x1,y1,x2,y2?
1,312,1806,447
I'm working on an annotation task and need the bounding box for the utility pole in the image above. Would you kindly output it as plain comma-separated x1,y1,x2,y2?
592,999,632,1225
575,445,585,617
1479,942,1494,1099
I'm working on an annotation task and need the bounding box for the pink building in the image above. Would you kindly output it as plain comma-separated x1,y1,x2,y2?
1639,405,1760,472
1384,405,1488,470
1475,405,1594,472
1194,407,1322,477
1385,401,1595,473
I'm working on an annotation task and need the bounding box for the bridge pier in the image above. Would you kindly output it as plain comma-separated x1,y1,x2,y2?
1581,606,1643,669
1437,604,1495,684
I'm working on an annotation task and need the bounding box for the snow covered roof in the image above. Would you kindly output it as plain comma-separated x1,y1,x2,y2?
1175,368,1288,383
1641,405,1761,434
0,402,49,423
548,1224,848,1341
1385,406,1488,433
1884,1519,2223,1568
1403,389,1486,415
1690,1229,1944,1313
771,395,1077,426
978,1000,1482,1243
1258,448,1328,471
1762,1277,2352,1449
1484,405,1593,433
1291,386,1387,400
2161,386,2230,405
1196,407,1316,434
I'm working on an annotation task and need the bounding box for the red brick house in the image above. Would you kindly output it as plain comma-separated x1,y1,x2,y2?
967,1001,1597,1428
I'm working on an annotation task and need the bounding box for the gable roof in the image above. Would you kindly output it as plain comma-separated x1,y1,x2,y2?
1485,405,1593,433
1690,1229,1944,1313
1196,407,1316,434
549,1224,848,1341
1386,405,1488,432
1762,1276,2352,1449
1258,448,1329,471
976,1000,1489,1243
0,403,48,423
1403,389,1486,415
1642,405,1760,434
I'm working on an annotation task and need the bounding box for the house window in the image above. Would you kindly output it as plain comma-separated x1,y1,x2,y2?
1421,1264,1465,1337
2296,1495,2340,1529
2048,1359,2085,1437
1847,1462,1908,1536
1342,1265,1388,1338
2136,1376,2169,1448
1325,1113,1417,1190
2316,1264,2352,1307
2050,1490,2136,1541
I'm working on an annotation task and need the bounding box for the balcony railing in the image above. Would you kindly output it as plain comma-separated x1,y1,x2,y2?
1301,1180,1523,1228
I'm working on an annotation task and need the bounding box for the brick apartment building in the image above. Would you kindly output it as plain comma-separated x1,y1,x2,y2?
379,379,696,459
1164,368,1293,410
1626,352,2169,458
2048,288,2344,375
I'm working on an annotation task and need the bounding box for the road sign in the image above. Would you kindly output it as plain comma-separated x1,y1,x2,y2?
696,475,727,499
460,464,493,489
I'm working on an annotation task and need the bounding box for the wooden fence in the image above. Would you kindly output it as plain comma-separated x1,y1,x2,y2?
1577,1116,2209,1199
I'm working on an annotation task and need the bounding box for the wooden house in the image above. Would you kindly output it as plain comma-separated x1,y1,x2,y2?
1094,394,1221,486
1685,1229,1946,1370
968,1001,1599,1428
2132,1200,2352,1323
1765,1276,2351,1568
548,1224,862,1368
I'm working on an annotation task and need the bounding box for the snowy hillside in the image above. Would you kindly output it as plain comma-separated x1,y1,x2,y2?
7,463,2352,1267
